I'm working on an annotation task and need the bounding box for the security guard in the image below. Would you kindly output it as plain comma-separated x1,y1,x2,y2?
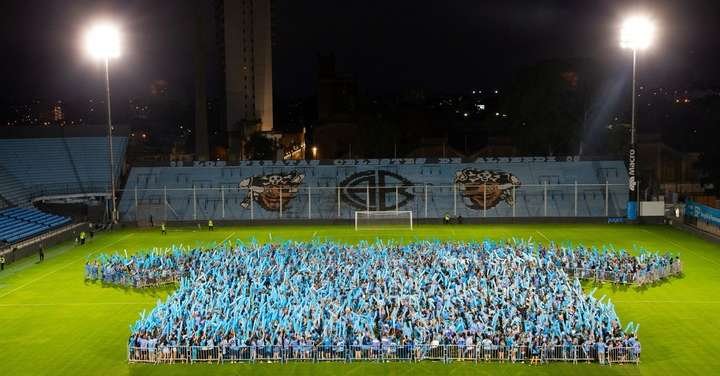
0,253,5,271
208,219,214,232
80,231,86,245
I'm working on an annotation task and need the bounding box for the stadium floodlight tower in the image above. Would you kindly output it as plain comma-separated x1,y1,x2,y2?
620,15,655,209
85,22,121,223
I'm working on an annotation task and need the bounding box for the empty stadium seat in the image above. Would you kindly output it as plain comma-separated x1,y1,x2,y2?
0,165,30,209
118,160,628,221
0,137,127,205
0,207,71,244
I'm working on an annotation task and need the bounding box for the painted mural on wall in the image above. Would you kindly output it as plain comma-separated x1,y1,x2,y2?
339,170,414,211
454,169,521,210
120,158,628,220
239,171,305,211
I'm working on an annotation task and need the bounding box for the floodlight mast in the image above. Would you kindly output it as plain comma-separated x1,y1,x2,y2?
620,15,655,209
85,22,121,223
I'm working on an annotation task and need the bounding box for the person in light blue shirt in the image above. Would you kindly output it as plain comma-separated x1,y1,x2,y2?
596,340,607,365
92,239,668,365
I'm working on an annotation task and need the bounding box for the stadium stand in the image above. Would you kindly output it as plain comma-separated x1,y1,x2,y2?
0,137,127,201
0,164,30,209
0,207,71,244
118,159,628,221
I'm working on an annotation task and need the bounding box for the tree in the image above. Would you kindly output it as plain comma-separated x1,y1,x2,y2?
502,59,603,156
245,132,275,160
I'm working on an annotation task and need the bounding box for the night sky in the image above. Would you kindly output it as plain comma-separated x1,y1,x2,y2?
2,0,719,103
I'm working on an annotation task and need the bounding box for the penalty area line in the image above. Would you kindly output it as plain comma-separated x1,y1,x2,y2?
220,232,236,244
536,230,551,243
0,233,134,299
641,229,720,267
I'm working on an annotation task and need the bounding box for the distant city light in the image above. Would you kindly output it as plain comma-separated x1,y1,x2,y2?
85,22,121,59
620,15,656,50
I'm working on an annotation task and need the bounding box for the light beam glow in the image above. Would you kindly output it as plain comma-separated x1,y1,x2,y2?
620,15,656,50
85,22,122,59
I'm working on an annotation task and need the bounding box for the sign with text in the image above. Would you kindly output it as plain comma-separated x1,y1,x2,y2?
685,200,720,227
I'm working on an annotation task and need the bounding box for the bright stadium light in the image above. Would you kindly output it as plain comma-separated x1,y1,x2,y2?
619,14,656,216
84,21,122,223
85,22,121,59
620,16,655,50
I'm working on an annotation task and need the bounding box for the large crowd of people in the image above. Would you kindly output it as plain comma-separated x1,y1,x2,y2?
86,240,680,363
545,243,681,285
86,249,184,287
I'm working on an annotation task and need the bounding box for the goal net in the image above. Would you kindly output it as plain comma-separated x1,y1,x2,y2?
354,210,413,231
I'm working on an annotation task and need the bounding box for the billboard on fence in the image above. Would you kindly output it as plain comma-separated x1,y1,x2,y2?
685,200,720,227
639,201,665,217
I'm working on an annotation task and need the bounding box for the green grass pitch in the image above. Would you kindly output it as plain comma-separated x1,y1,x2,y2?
1,223,719,376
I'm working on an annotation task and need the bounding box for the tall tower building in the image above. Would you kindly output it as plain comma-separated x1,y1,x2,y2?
194,0,210,161
218,0,274,160
51,101,64,122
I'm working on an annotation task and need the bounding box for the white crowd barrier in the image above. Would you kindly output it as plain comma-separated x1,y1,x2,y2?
101,261,681,290
563,261,682,286
86,271,182,288
128,344,640,365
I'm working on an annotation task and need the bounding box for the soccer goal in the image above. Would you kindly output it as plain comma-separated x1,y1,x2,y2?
354,210,413,231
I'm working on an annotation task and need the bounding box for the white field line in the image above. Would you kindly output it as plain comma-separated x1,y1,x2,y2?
0,234,134,299
641,228,720,267
220,232,236,244
536,230,551,243
0,242,77,277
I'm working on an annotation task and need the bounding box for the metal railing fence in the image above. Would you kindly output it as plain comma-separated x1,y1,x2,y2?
564,262,682,285
128,344,640,365
118,182,628,222
88,270,181,288
96,261,681,289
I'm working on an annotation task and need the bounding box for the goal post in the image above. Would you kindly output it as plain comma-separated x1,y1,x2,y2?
354,210,413,231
